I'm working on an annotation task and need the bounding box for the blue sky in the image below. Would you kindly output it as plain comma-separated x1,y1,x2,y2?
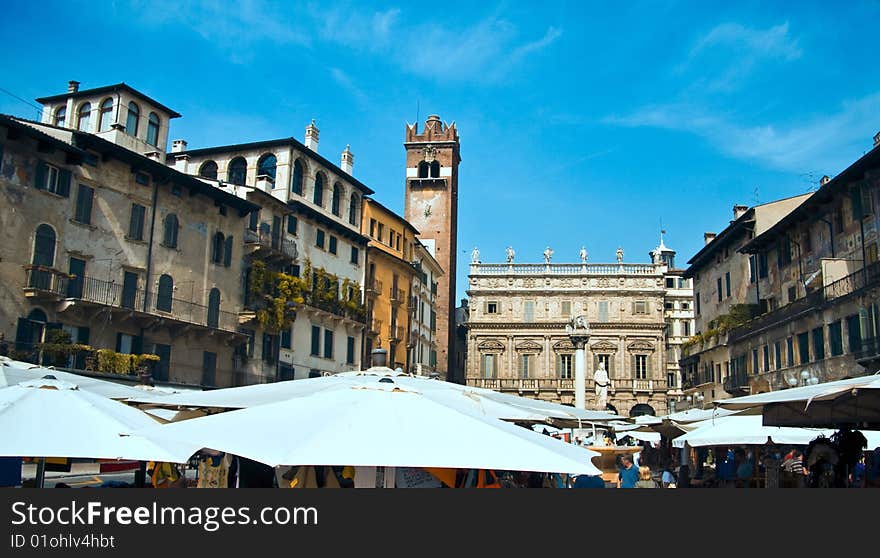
2,1,879,300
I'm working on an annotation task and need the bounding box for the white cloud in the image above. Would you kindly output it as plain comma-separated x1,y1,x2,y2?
604,93,880,172
329,67,368,105
679,22,801,91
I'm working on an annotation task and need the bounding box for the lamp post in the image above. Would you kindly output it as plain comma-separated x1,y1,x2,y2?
566,316,591,410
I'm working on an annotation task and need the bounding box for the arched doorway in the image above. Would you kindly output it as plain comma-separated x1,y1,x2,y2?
629,403,656,417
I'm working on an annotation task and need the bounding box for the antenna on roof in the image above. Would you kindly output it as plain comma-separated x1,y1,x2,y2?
416,99,420,129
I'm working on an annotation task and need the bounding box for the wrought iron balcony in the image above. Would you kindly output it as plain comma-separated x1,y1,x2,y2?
365,278,383,298
25,271,239,333
368,318,382,336
23,265,71,298
389,325,405,342
244,228,297,262
723,370,750,396
390,286,404,306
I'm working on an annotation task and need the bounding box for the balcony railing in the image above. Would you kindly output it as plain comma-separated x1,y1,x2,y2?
23,266,70,297
244,228,297,261
730,261,880,342
368,319,382,336
365,278,383,297
465,377,668,393
723,370,750,396
471,263,661,276
24,271,239,333
302,292,366,323
854,336,880,363
390,287,404,305
389,325,404,341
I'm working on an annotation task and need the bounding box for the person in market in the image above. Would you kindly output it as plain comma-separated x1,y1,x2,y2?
782,448,805,488
573,473,605,488
635,466,658,488
617,456,639,488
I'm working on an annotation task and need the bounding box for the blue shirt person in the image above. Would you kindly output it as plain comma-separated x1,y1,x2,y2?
618,457,639,488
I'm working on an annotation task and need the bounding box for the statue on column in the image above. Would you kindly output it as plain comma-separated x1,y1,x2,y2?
506,246,515,263
579,246,588,264
616,247,624,264
593,361,610,410
471,246,480,264
543,246,554,264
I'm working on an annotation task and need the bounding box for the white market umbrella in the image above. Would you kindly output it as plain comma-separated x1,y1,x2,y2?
0,379,194,464
132,379,602,475
128,366,625,425
0,357,153,400
671,414,834,448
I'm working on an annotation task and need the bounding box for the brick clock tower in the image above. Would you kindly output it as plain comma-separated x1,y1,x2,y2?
404,115,461,382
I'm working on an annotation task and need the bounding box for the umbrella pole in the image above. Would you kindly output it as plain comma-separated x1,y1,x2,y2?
35,457,46,488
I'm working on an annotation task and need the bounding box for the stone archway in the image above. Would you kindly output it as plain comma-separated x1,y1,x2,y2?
629,403,655,417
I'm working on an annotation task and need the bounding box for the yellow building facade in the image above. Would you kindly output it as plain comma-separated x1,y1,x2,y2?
361,198,419,369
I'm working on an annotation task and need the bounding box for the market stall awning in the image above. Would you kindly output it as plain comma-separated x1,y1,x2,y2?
131,377,603,475
672,414,835,448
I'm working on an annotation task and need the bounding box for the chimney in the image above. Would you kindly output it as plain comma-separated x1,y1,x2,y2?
171,139,188,153
821,175,831,186
733,205,749,221
341,144,354,175
68,80,80,93
370,348,388,368
874,131,880,148
305,119,319,152
704,232,717,245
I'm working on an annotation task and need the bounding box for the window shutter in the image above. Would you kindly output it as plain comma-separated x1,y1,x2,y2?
57,169,71,197
15,317,31,350
115,332,123,352
851,185,864,220
631,355,637,379
224,235,234,267
34,161,46,190
132,335,143,355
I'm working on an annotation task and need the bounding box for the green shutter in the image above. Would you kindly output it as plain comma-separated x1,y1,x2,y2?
851,185,864,220
57,169,71,197
34,160,46,190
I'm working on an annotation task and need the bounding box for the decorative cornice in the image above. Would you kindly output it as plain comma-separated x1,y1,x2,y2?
477,340,505,351
466,321,667,331
515,340,544,352
627,340,656,352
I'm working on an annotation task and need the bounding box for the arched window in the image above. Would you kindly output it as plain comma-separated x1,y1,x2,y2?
348,194,360,226
33,224,56,267
163,213,179,248
77,102,91,132
157,274,174,312
211,232,225,264
98,98,113,132
291,159,304,195
331,183,341,216
54,107,66,127
207,288,220,328
430,160,440,178
257,153,277,180
17,308,48,355
313,172,324,207
418,161,429,178
228,157,247,186
199,161,218,180
125,102,140,136
146,112,160,146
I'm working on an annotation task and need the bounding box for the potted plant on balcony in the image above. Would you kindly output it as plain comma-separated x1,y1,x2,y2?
135,353,161,384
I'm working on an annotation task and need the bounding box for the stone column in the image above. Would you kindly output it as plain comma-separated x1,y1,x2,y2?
574,339,587,410
567,316,591,410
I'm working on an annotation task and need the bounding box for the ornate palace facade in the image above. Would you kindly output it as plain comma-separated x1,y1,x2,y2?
465,244,693,417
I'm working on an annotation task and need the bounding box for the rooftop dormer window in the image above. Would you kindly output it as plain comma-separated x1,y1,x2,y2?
77,102,91,132
146,112,160,146
228,157,247,186
98,98,113,132
126,102,140,136
53,107,66,127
